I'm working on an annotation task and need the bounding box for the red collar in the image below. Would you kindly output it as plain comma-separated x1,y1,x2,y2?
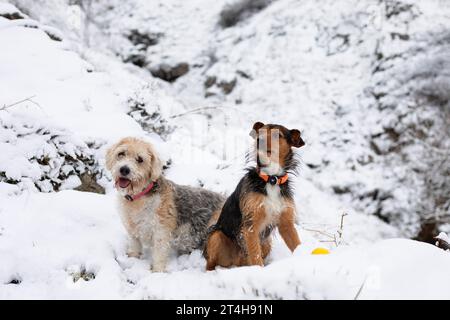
124,181,156,201
257,168,289,185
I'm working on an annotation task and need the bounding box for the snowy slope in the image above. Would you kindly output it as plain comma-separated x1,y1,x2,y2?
54,0,450,237
1,1,449,299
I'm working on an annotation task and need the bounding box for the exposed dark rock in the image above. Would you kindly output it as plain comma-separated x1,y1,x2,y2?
204,91,216,98
127,29,161,47
124,53,147,68
74,172,105,194
332,185,351,195
8,278,22,285
0,10,25,20
384,0,417,20
204,76,217,88
236,70,252,79
219,0,274,28
122,30,162,67
218,78,237,94
204,76,237,95
415,220,438,244
150,62,189,82
44,29,63,42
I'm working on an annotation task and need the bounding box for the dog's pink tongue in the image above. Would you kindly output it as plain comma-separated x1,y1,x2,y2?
117,178,131,188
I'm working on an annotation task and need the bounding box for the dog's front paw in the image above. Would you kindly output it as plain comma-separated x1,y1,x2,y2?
127,251,141,258
247,256,264,267
127,238,142,258
151,263,167,273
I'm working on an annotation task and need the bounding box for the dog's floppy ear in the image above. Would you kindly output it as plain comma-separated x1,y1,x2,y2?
249,121,265,139
289,129,305,148
146,144,163,180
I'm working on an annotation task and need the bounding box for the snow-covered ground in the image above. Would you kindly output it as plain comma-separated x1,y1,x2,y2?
2,190,449,299
1,1,449,299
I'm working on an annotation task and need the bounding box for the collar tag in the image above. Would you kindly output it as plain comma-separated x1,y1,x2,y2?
268,176,278,185
257,168,289,185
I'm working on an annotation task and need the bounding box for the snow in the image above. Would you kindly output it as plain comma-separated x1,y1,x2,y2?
1,190,449,299
0,2,18,15
436,232,449,243
1,1,449,299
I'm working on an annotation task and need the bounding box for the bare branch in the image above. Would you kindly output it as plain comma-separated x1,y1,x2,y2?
169,105,244,119
1,95,37,111
304,212,349,247
337,212,348,244
354,277,367,300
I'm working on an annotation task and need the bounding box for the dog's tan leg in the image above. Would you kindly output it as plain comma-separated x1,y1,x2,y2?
151,226,171,272
242,226,264,266
151,197,177,273
241,194,266,266
151,217,173,272
205,230,243,270
205,230,222,271
127,237,142,258
278,206,301,252
261,238,272,261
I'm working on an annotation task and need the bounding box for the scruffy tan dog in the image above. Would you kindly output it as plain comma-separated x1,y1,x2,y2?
106,137,224,272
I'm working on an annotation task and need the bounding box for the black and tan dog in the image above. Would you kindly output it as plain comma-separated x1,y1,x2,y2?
204,122,305,270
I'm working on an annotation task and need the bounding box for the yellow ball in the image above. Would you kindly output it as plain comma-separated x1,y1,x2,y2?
311,247,330,255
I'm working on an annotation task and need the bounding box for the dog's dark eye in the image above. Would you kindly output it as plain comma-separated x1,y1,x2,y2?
118,151,125,158
136,156,143,163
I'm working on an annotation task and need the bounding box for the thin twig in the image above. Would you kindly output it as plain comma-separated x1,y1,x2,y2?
169,105,244,119
169,106,219,119
303,228,335,239
337,213,348,245
354,277,367,300
305,212,348,247
1,95,46,116
1,95,37,111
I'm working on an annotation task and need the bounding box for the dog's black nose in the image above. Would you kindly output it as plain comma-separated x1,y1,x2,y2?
120,166,130,176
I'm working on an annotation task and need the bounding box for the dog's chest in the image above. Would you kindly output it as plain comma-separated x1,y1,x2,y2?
263,184,285,223
119,194,161,241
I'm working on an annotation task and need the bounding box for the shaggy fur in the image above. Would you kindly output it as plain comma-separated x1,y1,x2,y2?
204,122,305,270
106,137,224,272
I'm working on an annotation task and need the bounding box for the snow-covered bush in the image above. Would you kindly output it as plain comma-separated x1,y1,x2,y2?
0,112,107,195
126,83,176,139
